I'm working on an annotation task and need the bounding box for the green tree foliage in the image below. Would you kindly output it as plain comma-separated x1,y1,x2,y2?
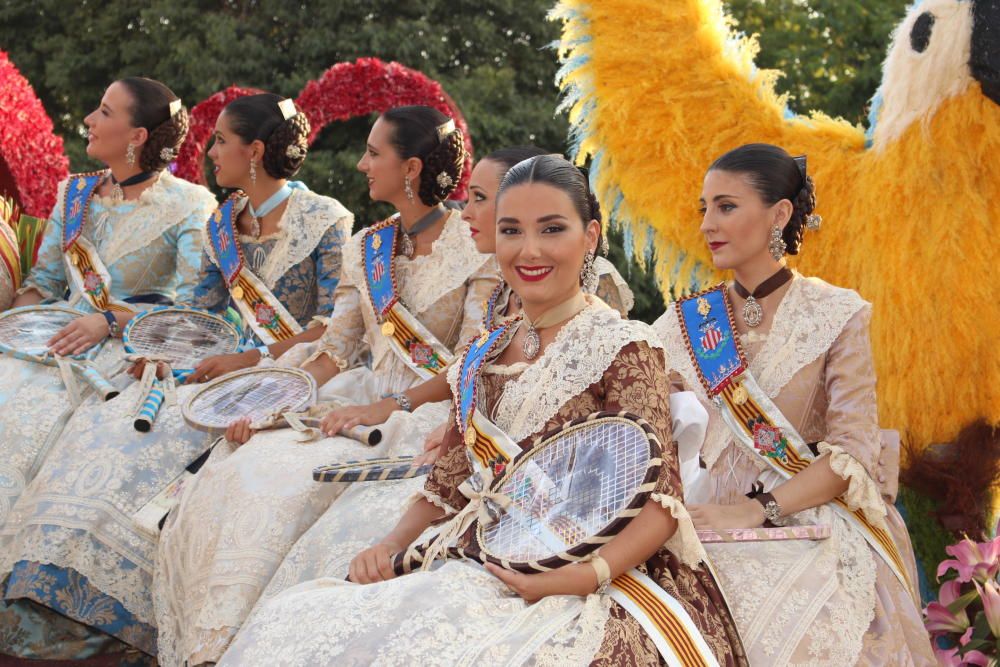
0,0,909,322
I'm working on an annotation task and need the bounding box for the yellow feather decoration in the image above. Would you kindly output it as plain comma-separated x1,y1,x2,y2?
553,0,1000,455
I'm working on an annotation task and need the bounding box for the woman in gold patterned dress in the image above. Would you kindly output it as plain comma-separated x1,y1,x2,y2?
655,143,933,665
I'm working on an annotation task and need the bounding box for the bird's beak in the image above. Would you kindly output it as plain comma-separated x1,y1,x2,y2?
971,0,1000,105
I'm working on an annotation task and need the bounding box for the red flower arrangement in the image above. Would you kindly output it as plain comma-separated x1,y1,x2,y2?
174,58,473,199
0,51,69,217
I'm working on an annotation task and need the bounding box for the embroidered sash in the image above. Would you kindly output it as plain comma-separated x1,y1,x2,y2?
62,173,132,313
207,193,302,344
361,217,452,381
452,325,720,667
675,284,915,599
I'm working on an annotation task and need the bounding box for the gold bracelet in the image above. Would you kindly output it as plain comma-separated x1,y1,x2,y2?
589,554,612,595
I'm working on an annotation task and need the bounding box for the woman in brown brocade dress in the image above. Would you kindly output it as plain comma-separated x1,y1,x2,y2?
218,155,746,666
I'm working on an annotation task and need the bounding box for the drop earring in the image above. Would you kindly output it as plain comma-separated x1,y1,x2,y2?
581,250,598,293
126,143,136,167
404,177,414,203
249,159,257,185
768,225,787,261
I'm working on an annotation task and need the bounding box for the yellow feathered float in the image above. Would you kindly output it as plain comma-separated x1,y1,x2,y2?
553,0,1000,531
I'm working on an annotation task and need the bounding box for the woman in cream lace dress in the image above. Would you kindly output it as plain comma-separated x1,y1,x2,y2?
220,154,746,667
0,93,350,661
655,143,933,665
152,105,497,666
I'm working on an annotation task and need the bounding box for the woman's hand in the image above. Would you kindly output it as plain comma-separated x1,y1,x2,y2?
349,540,403,584
319,398,397,437
128,359,169,380
225,416,256,446
484,562,597,604
413,423,447,465
184,350,260,384
687,500,765,531
47,313,108,356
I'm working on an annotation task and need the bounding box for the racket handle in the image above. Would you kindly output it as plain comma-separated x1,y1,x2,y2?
80,366,119,401
340,424,382,446
134,382,165,432
392,542,427,576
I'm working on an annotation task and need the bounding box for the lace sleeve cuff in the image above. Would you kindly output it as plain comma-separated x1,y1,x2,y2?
649,492,707,569
16,281,55,301
302,347,349,371
410,490,459,516
818,441,887,527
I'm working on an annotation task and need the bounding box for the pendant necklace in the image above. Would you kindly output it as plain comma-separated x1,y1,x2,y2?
520,292,589,360
733,266,793,327
109,170,156,202
246,183,293,238
399,206,446,258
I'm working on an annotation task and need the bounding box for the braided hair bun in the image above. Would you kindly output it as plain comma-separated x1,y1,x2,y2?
224,93,311,179
117,77,189,171
263,110,311,180
382,106,467,206
785,174,817,255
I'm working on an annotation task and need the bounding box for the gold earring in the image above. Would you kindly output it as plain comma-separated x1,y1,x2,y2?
404,177,414,203
249,159,257,185
126,143,136,167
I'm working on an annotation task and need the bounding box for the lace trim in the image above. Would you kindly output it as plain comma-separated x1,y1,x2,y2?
66,172,216,266
818,442,888,528
752,275,867,398
648,493,707,569
493,301,664,442
412,489,458,516
259,190,351,288
343,211,494,317
593,255,635,315
302,347,348,371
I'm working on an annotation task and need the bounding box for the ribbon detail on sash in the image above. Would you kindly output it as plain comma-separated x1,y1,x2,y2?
207,193,302,344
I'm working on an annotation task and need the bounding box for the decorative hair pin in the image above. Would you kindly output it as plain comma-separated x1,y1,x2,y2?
436,119,456,141
286,144,306,160
159,147,176,162
805,213,822,230
278,98,298,121
168,99,182,117
436,172,454,190
793,154,807,178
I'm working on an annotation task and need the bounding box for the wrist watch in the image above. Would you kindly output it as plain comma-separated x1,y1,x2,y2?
753,491,782,524
102,310,121,338
256,345,273,361
389,392,412,412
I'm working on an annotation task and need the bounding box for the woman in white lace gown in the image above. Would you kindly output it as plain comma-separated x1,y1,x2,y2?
0,94,350,661
655,144,933,664
248,146,646,613
220,154,747,667
0,77,216,661
152,106,498,666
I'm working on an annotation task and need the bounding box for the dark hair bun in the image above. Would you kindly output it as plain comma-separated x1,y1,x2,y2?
418,127,466,206
785,175,816,255
140,106,189,171
263,110,311,180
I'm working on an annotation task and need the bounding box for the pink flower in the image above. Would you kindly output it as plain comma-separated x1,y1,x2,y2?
925,582,971,636
938,536,1000,584
933,644,962,666
924,599,970,635
976,579,1000,637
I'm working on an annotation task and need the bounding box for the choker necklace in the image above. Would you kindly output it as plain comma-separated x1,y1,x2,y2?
247,183,293,238
519,291,589,359
733,266,793,327
398,206,446,258
109,170,156,201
